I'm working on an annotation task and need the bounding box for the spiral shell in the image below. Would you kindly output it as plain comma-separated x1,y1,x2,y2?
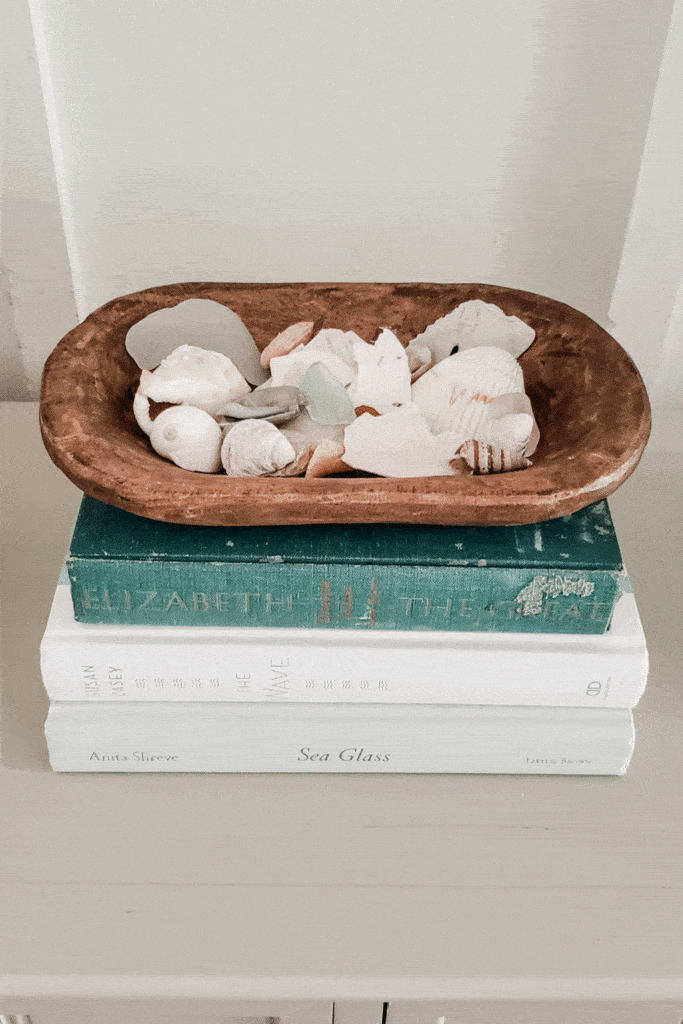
454,439,532,474
221,419,296,477
148,405,223,473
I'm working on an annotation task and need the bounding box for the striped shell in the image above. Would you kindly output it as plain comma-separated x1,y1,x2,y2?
410,346,525,436
455,439,532,474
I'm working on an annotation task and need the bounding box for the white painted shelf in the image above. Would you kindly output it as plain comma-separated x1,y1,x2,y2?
1,403,682,1024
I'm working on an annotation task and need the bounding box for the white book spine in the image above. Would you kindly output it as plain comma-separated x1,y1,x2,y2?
40,586,649,708
44,702,636,775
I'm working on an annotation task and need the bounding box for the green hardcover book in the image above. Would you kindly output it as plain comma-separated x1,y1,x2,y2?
66,496,626,634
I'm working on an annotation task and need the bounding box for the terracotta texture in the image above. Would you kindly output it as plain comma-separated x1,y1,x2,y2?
39,282,651,526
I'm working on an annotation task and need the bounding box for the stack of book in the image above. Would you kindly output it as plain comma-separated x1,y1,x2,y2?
41,496,648,774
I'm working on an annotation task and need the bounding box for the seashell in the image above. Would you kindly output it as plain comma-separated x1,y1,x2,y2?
307,328,365,372
488,391,540,455
221,419,297,477
268,346,356,389
260,321,315,368
455,439,532,474
342,407,465,478
268,439,317,477
133,379,154,436
299,362,356,425
410,299,535,364
305,439,350,478
148,405,223,473
405,342,433,382
125,298,268,385
411,346,525,437
347,328,412,415
139,345,251,417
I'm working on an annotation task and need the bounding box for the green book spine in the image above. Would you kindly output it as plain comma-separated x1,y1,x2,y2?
68,560,624,633
67,497,626,633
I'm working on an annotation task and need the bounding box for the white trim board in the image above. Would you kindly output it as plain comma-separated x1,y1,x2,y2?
609,0,683,401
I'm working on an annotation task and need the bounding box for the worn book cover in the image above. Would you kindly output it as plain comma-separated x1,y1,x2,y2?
67,495,626,633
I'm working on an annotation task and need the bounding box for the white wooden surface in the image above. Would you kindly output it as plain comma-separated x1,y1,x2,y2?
1,402,683,1021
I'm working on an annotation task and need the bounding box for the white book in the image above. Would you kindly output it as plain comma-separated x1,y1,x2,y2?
40,583,648,708
40,583,649,708
44,701,635,775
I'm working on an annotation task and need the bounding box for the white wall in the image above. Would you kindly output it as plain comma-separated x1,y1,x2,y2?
1,0,77,400
1,0,679,398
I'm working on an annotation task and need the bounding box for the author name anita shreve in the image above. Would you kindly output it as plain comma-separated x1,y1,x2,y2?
90,751,178,761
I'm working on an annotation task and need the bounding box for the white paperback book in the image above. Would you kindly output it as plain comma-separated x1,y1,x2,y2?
44,701,635,774
40,582,649,708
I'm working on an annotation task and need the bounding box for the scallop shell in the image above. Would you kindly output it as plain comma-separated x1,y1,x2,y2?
221,419,297,477
148,405,223,473
411,299,535,364
139,344,251,416
347,329,412,415
455,439,532,474
260,321,315,368
411,346,525,437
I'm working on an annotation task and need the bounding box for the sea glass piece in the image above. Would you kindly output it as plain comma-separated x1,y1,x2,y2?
299,362,356,425
126,298,268,385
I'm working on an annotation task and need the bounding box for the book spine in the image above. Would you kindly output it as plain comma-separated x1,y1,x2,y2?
67,557,621,634
39,631,647,707
44,702,635,775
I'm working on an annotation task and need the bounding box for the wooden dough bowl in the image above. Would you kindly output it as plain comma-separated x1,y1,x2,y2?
40,282,651,526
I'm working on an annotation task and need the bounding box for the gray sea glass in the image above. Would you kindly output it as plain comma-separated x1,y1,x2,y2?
299,362,357,425
125,298,268,385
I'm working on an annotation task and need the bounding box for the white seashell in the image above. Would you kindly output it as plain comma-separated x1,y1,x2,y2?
342,407,465,478
411,299,535,364
488,391,540,455
133,377,155,436
148,405,223,473
139,345,251,416
347,329,412,415
405,342,433,382
411,346,525,436
455,439,532,474
307,328,365,371
268,346,356,389
221,419,296,477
